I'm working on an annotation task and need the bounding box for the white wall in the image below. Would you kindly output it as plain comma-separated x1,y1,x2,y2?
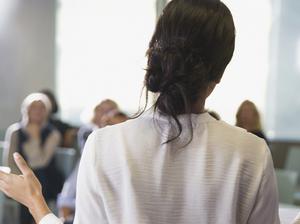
0,0,56,136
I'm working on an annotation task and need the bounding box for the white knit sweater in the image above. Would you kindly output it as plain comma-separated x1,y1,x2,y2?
70,111,280,224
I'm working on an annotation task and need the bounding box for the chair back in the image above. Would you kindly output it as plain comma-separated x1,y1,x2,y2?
285,146,300,185
276,169,298,204
55,147,78,180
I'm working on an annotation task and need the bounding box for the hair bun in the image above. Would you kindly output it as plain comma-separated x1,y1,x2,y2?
145,41,185,94
145,49,164,93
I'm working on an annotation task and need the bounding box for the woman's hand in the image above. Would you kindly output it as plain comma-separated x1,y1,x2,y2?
0,152,51,223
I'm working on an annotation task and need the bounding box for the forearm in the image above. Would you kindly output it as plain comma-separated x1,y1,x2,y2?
28,194,51,223
31,200,63,224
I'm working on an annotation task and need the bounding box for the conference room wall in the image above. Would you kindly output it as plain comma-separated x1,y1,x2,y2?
0,0,56,138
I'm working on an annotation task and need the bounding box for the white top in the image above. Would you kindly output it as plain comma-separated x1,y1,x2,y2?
71,111,280,224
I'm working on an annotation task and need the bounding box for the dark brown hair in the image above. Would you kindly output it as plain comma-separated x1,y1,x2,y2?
142,0,235,143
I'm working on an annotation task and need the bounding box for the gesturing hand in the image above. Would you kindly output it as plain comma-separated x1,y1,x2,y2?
0,152,51,223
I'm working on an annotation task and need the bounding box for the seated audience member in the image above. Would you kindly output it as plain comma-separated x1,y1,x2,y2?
3,93,64,224
77,99,119,151
236,100,268,143
40,89,78,148
57,99,126,223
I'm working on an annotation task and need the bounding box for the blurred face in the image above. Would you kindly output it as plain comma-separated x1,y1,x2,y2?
28,101,48,124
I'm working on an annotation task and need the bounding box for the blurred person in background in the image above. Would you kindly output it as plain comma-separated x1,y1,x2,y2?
3,93,64,224
106,111,128,125
40,89,78,148
77,99,119,151
57,99,127,223
236,100,268,143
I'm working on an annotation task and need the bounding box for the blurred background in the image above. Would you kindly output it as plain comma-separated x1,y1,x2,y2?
0,0,300,223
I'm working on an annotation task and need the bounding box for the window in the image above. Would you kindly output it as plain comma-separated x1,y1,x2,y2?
56,0,156,124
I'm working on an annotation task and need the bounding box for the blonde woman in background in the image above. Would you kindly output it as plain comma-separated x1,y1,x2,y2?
236,100,268,143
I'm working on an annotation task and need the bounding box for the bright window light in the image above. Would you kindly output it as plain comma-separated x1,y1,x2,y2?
56,0,156,124
206,0,272,124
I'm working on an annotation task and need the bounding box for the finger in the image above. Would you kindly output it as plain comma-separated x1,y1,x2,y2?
13,153,32,176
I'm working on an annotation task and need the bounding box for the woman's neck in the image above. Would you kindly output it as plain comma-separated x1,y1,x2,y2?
191,98,206,114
